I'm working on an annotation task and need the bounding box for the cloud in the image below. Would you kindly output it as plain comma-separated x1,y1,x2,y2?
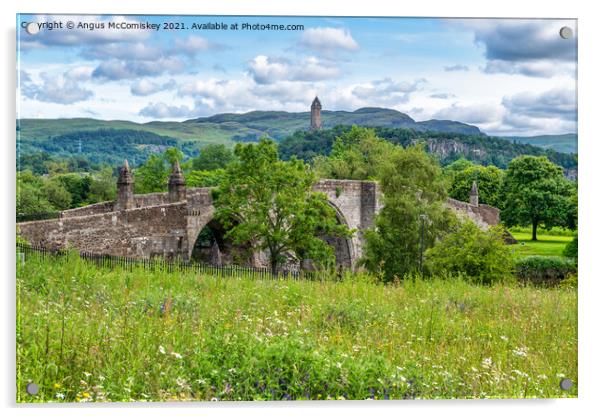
247,55,341,85
83,42,162,61
172,35,221,56
130,79,177,96
351,77,426,105
21,71,94,104
444,64,469,72
501,88,576,121
92,58,185,80
18,69,32,83
482,59,574,77
430,93,455,99
433,102,503,124
247,55,290,84
467,19,576,77
138,102,196,118
300,27,359,52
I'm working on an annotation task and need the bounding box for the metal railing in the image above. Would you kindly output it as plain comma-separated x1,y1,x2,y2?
16,243,320,281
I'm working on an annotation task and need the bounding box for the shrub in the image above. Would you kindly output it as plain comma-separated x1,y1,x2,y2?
425,222,514,285
563,236,578,258
514,256,577,286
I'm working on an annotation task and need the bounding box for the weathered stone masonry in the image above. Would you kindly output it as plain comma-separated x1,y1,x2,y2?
18,162,499,268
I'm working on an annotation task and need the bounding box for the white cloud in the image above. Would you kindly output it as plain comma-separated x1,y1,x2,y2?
172,35,216,55
92,58,186,80
247,55,289,84
300,27,359,52
138,102,196,118
433,102,503,124
21,71,94,104
130,79,177,96
247,55,341,85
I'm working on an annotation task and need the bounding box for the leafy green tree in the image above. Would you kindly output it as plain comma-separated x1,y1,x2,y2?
44,179,72,211
501,156,575,240
134,147,184,194
53,173,91,207
185,169,226,188
17,171,53,214
214,138,350,275
448,164,504,207
425,222,515,284
192,144,236,171
313,126,397,180
134,154,169,194
444,158,474,176
362,144,457,281
87,166,117,203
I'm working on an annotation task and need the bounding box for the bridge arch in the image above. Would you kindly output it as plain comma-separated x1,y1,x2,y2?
185,199,357,269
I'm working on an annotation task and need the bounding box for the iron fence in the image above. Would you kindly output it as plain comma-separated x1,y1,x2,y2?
16,243,319,281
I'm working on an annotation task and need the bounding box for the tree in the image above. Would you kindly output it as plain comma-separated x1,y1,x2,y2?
185,169,226,188
192,144,236,171
87,166,117,203
134,147,183,194
425,222,515,284
448,163,504,207
17,171,53,214
501,156,574,241
53,173,91,207
214,138,350,275
313,126,397,180
44,179,72,211
362,144,457,281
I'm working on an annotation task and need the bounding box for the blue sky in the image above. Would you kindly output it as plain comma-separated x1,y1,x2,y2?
17,14,577,136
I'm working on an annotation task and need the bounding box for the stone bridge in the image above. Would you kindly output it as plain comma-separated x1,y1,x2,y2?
18,161,500,269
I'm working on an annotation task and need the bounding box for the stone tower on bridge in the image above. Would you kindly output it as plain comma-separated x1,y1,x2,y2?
310,96,322,130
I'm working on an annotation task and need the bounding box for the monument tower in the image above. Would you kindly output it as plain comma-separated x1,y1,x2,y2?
310,96,322,130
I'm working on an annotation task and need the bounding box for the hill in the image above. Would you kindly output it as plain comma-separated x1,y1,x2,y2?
498,134,577,154
185,107,484,139
278,126,578,175
17,109,576,174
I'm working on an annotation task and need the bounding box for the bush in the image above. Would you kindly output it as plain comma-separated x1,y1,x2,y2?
563,236,578,258
514,256,577,286
425,222,514,285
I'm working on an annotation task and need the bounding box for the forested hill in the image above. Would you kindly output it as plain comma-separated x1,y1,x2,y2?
185,107,484,138
278,126,578,174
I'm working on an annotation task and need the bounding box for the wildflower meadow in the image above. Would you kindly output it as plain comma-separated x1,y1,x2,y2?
17,251,577,402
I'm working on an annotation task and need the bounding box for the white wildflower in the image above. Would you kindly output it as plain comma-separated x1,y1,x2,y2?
158,345,166,354
171,352,183,359
512,347,528,358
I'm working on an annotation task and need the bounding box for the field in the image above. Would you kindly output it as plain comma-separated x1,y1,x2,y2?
17,252,577,402
509,230,574,257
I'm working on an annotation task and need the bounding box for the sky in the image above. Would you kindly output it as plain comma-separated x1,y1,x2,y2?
16,15,577,136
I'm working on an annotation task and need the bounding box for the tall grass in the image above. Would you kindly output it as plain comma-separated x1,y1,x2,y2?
17,251,577,402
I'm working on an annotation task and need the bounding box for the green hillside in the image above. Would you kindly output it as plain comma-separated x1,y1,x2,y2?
499,134,577,154
185,107,483,139
17,108,576,171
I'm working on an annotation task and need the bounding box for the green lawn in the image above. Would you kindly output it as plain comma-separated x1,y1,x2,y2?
17,251,577,402
509,231,573,257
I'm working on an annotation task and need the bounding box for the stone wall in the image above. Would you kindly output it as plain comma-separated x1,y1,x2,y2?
446,197,500,229
19,202,190,259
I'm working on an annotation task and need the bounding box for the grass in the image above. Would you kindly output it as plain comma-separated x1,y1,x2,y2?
16,251,577,402
510,231,574,257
